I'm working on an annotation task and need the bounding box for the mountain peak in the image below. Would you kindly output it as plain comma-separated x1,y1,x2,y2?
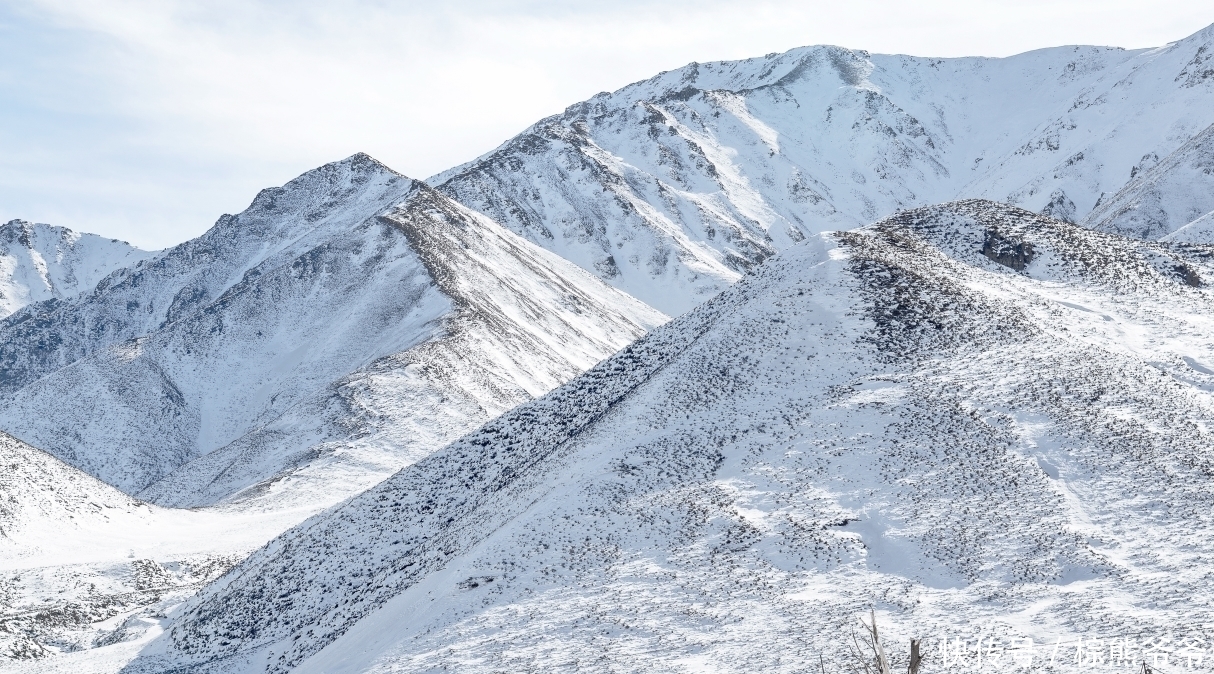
238,153,413,227
330,151,405,178
0,219,70,247
0,219,150,319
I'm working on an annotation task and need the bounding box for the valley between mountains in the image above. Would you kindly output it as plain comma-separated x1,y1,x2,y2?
4,21,1214,674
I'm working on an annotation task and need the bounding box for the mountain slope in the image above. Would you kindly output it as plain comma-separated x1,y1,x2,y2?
0,154,664,501
1165,209,1214,243
128,200,1214,673
138,181,667,511
1083,122,1214,238
0,221,150,319
0,431,147,549
432,23,1214,314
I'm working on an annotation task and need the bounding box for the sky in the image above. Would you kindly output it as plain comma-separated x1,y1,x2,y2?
1,1,1211,249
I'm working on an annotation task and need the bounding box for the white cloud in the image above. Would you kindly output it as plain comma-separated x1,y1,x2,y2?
1,0,1210,248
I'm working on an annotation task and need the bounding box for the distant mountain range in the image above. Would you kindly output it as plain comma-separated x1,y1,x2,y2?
3,21,1214,673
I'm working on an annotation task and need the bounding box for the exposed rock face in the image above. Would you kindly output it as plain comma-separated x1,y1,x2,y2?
982,228,1035,271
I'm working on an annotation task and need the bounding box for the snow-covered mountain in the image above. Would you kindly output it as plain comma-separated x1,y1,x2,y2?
0,153,664,503
10,22,1214,674
433,23,1214,314
0,220,150,319
125,200,1214,673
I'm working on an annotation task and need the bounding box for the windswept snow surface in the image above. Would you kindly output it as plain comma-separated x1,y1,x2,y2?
126,201,1214,673
0,221,150,319
433,23,1214,314
0,154,664,501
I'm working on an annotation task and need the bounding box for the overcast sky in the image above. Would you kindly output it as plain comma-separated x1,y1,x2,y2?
2,1,1211,249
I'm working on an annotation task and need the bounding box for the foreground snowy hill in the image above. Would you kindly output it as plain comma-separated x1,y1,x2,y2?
0,154,663,503
122,200,1214,672
433,23,1214,314
0,220,150,319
